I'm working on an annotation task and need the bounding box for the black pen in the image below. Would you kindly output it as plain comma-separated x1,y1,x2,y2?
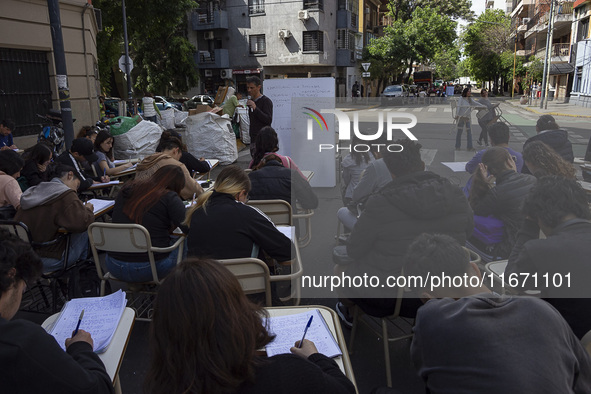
298,315,313,348
73,310,84,336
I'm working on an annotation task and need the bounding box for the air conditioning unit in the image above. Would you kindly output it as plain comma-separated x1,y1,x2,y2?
298,10,310,21
522,18,531,24
204,70,213,77
278,29,292,40
220,69,233,79
204,31,214,40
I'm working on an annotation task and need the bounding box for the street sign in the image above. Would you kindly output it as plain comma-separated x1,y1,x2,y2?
362,72,370,78
361,62,371,71
118,55,134,72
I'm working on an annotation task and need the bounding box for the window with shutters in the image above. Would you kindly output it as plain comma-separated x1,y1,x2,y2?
303,31,324,52
337,29,355,50
249,0,265,15
249,34,266,55
303,0,324,11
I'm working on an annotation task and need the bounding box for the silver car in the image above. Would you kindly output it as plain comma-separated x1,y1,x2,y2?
382,85,408,98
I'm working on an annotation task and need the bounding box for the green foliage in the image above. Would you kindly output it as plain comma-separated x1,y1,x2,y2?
94,0,198,96
389,0,474,21
433,46,461,81
526,58,544,82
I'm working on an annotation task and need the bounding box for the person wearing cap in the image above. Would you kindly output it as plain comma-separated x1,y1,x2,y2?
0,119,17,151
15,164,95,272
55,138,109,192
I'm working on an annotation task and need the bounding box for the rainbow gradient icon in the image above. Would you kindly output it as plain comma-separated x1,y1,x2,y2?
303,107,328,131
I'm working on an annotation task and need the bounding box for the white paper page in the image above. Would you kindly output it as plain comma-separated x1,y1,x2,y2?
87,199,116,215
205,159,218,168
90,180,121,188
441,162,468,172
264,309,341,358
48,290,127,353
277,226,295,241
113,159,129,165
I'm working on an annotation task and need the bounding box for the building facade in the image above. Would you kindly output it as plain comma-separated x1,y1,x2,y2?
0,0,101,136
570,0,591,107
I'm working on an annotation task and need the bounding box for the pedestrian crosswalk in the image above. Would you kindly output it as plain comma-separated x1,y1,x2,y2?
365,105,533,117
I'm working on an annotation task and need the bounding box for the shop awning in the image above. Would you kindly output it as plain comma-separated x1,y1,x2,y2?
550,63,575,74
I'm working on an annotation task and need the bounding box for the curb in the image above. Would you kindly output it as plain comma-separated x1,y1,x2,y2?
505,101,591,119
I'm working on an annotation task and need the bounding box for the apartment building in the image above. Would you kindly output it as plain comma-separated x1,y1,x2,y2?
571,0,591,107
188,0,387,98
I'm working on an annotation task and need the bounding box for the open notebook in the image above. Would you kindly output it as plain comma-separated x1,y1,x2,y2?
87,199,115,215
264,309,342,358
46,290,127,353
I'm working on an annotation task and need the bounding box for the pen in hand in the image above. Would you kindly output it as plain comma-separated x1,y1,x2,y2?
73,310,84,336
298,315,313,348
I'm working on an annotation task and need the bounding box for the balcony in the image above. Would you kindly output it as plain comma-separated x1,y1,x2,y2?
337,9,358,30
194,49,229,69
191,9,228,30
535,43,571,63
336,49,356,67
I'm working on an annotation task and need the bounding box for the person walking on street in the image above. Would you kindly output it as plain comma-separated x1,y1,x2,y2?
455,88,486,151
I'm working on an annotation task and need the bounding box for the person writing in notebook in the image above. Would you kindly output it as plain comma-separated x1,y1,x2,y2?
145,258,355,394
15,164,94,272
0,230,113,393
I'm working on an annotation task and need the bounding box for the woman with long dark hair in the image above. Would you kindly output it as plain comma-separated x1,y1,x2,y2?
20,142,53,188
145,258,355,394
156,130,210,174
522,140,576,179
105,165,187,282
185,165,293,265
248,126,306,179
455,87,486,151
93,130,133,176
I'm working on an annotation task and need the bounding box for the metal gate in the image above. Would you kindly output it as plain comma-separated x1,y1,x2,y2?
0,48,53,137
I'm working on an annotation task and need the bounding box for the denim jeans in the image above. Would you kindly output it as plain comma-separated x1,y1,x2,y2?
41,232,90,273
455,117,473,149
105,240,186,283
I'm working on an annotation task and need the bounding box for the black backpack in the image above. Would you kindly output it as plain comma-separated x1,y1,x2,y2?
68,260,111,298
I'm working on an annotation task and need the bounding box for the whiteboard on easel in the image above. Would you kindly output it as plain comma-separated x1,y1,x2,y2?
263,78,335,187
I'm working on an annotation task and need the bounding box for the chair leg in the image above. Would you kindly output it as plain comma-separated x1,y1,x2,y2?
382,318,393,388
348,305,360,355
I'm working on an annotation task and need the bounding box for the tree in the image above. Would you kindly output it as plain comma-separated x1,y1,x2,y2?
432,46,461,81
389,0,474,22
94,0,199,96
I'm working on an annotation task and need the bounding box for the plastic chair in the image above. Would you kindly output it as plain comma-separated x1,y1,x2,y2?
247,199,292,226
87,222,185,321
218,258,272,306
293,207,314,248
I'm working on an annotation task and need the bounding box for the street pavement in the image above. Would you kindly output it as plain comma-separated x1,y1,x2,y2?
13,97,591,394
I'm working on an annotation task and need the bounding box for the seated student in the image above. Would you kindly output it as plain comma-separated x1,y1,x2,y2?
468,147,536,258
15,164,94,272
0,230,113,393
248,126,306,180
522,140,576,179
404,233,591,394
340,135,375,207
136,138,203,200
465,122,524,174
92,130,133,176
156,131,210,175
523,115,574,170
105,165,187,282
248,153,318,211
20,142,53,189
335,139,473,326
0,119,17,151
55,138,108,192
185,165,294,266
76,125,98,143
507,176,591,339
145,258,355,394
0,150,24,213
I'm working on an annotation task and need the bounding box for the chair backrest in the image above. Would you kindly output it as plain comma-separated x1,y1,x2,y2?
88,222,161,283
218,258,272,306
247,199,292,226
0,220,33,243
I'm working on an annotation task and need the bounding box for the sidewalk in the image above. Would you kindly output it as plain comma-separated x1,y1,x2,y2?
505,99,591,118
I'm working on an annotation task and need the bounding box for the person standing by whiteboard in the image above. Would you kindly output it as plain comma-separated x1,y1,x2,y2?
246,76,273,157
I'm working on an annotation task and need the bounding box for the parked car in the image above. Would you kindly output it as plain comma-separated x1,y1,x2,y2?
192,95,215,106
382,85,408,98
155,96,177,111
164,97,184,110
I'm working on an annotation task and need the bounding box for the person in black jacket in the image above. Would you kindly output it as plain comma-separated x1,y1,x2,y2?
469,147,537,258
0,229,113,393
507,176,591,339
145,258,355,394
55,138,108,192
185,165,294,266
248,153,318,211
156,130,210,175
246,76,273,157
20,142,53,189
522,115,574,172
336,139,474,325
106,165,187,282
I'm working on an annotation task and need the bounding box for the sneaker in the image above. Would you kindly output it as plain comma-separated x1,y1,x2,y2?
336,302,353,329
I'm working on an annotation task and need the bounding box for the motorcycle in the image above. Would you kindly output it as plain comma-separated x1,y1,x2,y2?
37,109,66,155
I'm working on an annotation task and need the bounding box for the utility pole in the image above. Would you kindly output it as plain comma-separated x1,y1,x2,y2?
47,0,75,150
122,0,133,101
540,0,556,109
512,34,517,98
